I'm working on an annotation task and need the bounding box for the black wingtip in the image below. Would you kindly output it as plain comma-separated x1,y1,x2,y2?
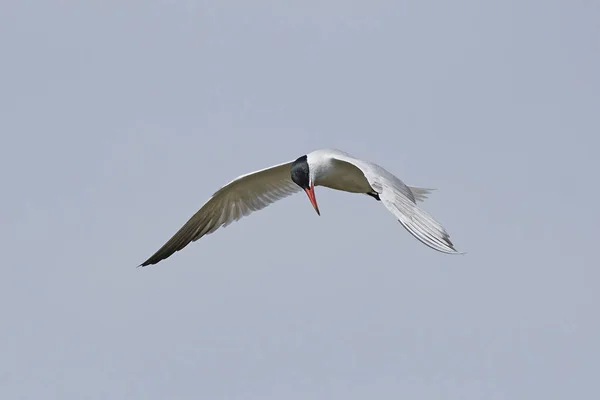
137,257,157,268
138,259,155,268
138,249,173,267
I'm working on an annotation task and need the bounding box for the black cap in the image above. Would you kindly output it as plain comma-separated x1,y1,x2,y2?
290,155,310,189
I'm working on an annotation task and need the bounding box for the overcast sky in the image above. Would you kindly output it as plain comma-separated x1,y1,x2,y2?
1,1,599,399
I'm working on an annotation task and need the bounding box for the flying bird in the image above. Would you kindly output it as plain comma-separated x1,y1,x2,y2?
140,149,463,266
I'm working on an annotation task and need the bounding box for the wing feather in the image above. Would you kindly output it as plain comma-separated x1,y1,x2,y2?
140,161,301,266
329,152,462,254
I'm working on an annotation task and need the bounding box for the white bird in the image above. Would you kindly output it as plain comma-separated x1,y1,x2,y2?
140,149,463,266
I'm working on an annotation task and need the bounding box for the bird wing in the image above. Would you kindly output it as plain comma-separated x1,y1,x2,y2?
330,152,462,254
140,161,301,266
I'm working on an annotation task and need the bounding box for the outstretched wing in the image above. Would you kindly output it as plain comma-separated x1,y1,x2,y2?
140,161,301,266
331,153,462,254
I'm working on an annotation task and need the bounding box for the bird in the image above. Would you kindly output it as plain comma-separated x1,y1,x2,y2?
139,148,463,266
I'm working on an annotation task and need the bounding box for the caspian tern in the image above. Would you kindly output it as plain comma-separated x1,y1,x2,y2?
140,149,462,266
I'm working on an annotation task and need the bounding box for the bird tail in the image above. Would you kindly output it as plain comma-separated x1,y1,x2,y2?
407,186,435,203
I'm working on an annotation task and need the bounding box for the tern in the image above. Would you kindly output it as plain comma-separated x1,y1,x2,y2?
140,148,462,266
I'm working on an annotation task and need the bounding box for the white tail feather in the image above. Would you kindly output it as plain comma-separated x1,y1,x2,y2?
407,186,435,203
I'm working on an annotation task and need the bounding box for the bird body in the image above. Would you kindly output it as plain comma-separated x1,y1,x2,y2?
309,149,374,194
140,148,463,266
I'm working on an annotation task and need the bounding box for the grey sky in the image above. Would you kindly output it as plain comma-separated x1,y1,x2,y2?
1,1,598,399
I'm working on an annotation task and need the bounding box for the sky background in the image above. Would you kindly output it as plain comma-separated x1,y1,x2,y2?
1,1,599,399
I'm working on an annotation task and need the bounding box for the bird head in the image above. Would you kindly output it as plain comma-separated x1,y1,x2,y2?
291,155,320,216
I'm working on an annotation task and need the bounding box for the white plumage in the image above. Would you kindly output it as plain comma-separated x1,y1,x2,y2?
140,149,463,266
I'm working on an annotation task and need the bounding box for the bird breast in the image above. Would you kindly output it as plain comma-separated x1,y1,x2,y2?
314,158,374,194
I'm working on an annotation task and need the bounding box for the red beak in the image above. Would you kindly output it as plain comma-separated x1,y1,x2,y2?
304,184,320,216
